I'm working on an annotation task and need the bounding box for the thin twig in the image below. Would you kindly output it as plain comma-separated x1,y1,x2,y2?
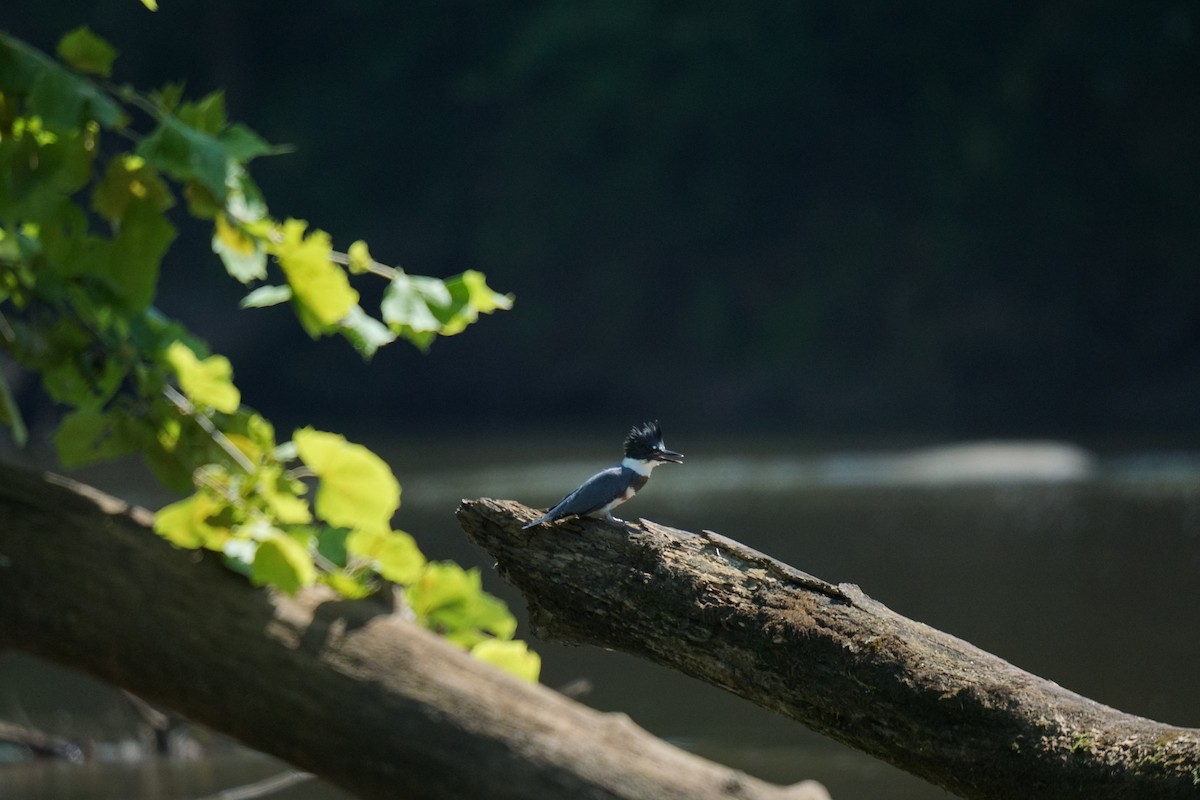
327,249,400,280
191,769,315,800
162,385,257,474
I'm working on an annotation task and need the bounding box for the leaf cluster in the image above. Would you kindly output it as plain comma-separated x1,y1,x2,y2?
0,27,535,682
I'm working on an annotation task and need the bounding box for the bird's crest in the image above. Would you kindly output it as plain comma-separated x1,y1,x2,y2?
623,420,664,459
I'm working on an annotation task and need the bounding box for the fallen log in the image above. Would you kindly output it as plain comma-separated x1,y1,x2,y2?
456,498,1200,800
0,463,830,800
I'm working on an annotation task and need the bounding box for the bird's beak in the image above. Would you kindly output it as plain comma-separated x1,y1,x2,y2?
656,448,685,464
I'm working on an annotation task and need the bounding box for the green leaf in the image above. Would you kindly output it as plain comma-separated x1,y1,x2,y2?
240,284,292,308
439,269,514,335
140,0,159,10
381,270,512,350
323,569,375,599
381,273,448,339
92,154,173,223
165,340,240,413
53,407,139,467
101,197,177,312
346,528,425,585
177,91,226,135
408,562,518,646
255,472,312,527
315,526,350,567
154,491,229,549
257,466,312,525
137,116,228,200
340,304,396,359
0,371,26,446
56,26,118,78
218,123,279,162
272,219,358,328
213,212,266,283
293,427,400,532
471,639,541,683
459,270,514,314
250,533,317,594
0,33,124,129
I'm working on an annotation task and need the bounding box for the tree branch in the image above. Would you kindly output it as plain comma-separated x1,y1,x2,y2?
0,464,829,800
456,498,1200,800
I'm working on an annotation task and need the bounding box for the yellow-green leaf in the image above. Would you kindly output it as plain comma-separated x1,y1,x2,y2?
460,269,514,314
323,569,375,599
346,528,425,585
272,219,358,328
250,533,317,594
293,427,399,532
213,212,266,283
257,466,312,524
140,0,159,10
154,491,229,549
56,26,118,78
408,561,518,646
165,341,240,413
471,639,541,683
347,239,372,274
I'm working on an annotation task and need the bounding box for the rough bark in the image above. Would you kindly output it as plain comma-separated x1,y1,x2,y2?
0,464,829,800
456,498,1200,800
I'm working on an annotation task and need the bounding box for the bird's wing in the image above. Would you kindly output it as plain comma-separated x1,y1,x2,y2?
546,466,627,518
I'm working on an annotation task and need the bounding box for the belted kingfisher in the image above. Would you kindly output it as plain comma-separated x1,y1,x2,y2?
523,420,684,528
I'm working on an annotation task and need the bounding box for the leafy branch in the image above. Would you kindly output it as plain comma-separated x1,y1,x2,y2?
0,27,536,681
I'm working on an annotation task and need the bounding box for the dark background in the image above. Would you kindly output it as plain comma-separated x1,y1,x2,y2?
8,2,1200,439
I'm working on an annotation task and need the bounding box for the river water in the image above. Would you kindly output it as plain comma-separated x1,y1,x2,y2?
2,435,1198,799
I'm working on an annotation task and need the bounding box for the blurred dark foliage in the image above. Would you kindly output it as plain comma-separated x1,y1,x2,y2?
8,2,1200,437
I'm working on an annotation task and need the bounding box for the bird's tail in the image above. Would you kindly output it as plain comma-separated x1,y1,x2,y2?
522,515,548,529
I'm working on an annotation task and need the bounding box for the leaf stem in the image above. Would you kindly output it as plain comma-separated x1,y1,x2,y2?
327,250,400,280
162,385,257,474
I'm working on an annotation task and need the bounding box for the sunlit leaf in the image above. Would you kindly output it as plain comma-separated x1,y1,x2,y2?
250,532,317,594
240,284,292,308
408,562,518,646
347,240,372,274
293,427,399,532
381,273,446,335
141,0,159,10
340,304,396,359
271,219,358,328
165,340,240,413
323,569,375,599
471,639,541,683
213,212,266,283
154,491,229,549
346,528,425,585
56,26,117,78
257,465,312,524
381,270,512,350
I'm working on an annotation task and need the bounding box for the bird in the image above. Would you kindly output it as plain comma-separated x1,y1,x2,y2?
522,420,684,528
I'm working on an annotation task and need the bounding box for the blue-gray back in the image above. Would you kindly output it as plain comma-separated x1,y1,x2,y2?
547,465,632,517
